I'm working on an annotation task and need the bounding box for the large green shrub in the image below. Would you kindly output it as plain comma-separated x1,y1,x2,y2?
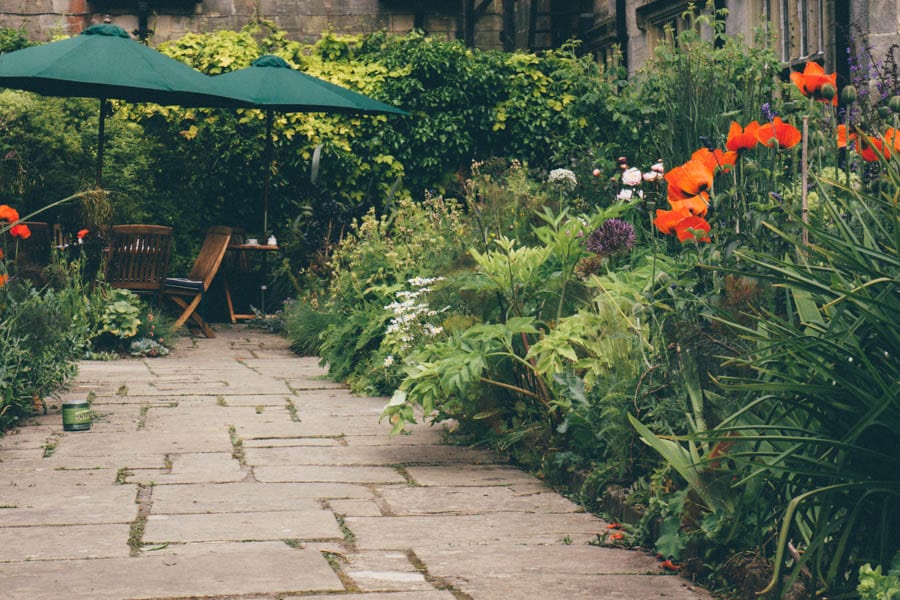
283,194,472,394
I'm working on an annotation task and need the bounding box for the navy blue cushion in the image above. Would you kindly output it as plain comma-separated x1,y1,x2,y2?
162,277,203,292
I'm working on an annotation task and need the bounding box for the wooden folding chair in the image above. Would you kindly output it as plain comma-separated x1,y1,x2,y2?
161,226,232,338
104,224,173,299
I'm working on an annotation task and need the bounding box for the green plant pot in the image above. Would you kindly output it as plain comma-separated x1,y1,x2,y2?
61,400,92,431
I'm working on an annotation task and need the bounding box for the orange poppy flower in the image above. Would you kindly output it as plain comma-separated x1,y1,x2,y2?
790,61,838,105
669,192,709,218
691,147,737,174
0,273,7,287
665,159,714,202
609,532,624,541
77,228,90,240
836,124,856,149
654,208,691,235
885,128,900,155
726,121,761,152
0,204,19,223
675,216,711,243
9,223,31,239
757,117,801,149
858,132,890,162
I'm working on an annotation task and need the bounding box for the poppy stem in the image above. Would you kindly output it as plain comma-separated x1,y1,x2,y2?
801,116,809,249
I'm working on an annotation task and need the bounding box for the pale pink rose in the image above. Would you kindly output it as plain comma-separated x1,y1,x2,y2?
622,167,642,187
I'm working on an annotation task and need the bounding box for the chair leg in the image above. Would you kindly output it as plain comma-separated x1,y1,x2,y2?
167,293,217,338
167,295,202,328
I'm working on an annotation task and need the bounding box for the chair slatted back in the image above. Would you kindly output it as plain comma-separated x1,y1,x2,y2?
187,226,232,291
106,224,173,291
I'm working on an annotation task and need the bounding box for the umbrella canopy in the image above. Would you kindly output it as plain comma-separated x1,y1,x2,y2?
211,55,407,233
0,22,247,186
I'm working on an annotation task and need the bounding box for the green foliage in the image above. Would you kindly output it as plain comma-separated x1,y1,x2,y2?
0,26,33,53
710,164,900,596
100,289,142,338
634,4,781,165
0,263,90,431
858,555,900,600
283,194,472,394
128,338,169,358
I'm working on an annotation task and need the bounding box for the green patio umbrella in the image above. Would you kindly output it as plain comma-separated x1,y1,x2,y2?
0,22,248,187
210,55,407,234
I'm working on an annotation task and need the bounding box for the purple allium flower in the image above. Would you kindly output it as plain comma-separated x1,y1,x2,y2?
761,102,777,122
586,218,635,258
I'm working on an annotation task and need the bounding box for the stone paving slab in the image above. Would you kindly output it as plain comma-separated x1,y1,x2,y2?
405,464,548,487
0,523,132,561
345,512,606,550
150,482,372,513
254,465,409,484
0,484,138,526
243,443,501,467
143,508,343,543
288,593,456,600
0,327,713,600
378,485,582,516
4,542,343,600
243,435,344,448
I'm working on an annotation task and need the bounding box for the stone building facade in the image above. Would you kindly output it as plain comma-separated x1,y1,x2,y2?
0,1,896,83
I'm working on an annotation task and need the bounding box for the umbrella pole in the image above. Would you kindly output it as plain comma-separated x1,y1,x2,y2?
96,97,107,188
263,109,273,235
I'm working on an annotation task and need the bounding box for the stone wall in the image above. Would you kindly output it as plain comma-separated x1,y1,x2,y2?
0,0,499,48
0,0,896,79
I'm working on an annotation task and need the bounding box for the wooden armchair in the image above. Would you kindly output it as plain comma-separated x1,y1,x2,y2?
161,226,232,338
104,224,173,297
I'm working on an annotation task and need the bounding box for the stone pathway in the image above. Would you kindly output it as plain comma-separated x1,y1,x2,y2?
0,327,713,599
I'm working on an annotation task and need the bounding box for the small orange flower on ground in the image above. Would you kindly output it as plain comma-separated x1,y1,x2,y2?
669,193,709,218
0,204,19,223
665,159,714,202
757,117,802,149
77,228,90,240
691,147,737,174
675,216,712,243
660,559,681,571
654,208,691,234
726,120,761,152
9,223,31,239
790,61,838,105
609,532,624,541
606,522,622,530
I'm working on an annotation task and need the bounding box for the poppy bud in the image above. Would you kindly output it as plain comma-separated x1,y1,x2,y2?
890,95,900,114
841,85,858,104
782,101,798,114
878,106,891,118
820,83,836,101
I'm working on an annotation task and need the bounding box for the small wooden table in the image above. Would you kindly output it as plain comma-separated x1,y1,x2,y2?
222,243,280,323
